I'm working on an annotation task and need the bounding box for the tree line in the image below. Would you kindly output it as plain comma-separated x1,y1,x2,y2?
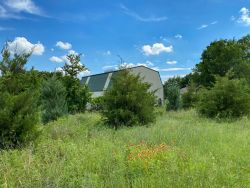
164,35,250,118
1,34,250,149
0,46,91,149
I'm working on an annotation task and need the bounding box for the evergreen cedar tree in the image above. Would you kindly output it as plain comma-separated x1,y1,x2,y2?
101,68,156,129
41,76,68,124
0,47,39,149
165,82,181,111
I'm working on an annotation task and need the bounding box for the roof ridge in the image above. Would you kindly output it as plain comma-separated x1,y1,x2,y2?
81,65,159,79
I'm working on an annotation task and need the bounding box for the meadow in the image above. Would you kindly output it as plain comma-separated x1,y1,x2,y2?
0,110,249,188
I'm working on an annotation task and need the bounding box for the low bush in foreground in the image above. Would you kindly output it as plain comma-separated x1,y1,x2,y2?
0,91,39,148
0,110,249,187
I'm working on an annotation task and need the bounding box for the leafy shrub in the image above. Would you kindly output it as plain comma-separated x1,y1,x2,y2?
41,76,68,124
0,48,40,148
165,82,180,111
0,91,39,148
90,96,104,111
197,77,250,119
101,69,156,128
62,76,91,114
181,82,198,109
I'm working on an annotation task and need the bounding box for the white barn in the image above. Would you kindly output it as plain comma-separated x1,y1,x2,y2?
81,66,164,105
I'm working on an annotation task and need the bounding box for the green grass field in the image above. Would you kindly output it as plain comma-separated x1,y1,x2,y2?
0,110,249,188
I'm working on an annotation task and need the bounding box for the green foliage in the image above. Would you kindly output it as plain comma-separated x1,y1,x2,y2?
0,48,40,148
62,76,91,114
163,76,190,98
165,81,181,111
41,76,68,124
181,82,198,109
197,77,250,119
0,111,249,187
0,91,39,148
193,35,250,87
63,53,87,78
0,46,31,75
60,53,91,114
101,69,156,128
90,96,104,111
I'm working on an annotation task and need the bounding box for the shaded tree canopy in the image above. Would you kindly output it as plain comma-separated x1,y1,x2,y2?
193,35,250,87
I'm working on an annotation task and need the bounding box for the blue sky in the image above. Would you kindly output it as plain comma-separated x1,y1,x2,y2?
0,0,250,81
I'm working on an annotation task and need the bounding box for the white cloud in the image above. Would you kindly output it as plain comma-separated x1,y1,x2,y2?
238,7,250,26
159,67,191,72
5,0,43,16
211,21,218,25
68,49,83,57
151,67,160,71
68,49,78,55
61,55,69,63
174,34,183,39
166,60,177,65
0,5,21,19
58,50,82,64
78,70,91,78
142,43,173,56
197,21,218,30
103,50,111,56
7,37,44,55
197,24,208,30
102,65,119,72
49,56,63,63
145,60,154,66
102,61,154,72
55,67,63,72
120,4,167,22
56,41,72,50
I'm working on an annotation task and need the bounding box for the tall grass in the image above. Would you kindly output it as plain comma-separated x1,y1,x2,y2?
0,110,249,187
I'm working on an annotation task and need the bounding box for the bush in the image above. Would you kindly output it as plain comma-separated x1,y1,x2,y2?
181,82,198,109
62,76,91,114
197,77,250,119
101,69,156,128
90,96,104,111
0,48,40,148
165,82,180,111
41,76,68,124
0,91,39,148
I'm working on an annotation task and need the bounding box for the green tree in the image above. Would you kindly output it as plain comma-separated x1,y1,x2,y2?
62,76,91,114
101,69,156,129
0,47,39,148
41,76,68,124
0,46,31,75
61,53,91,114
197,77,250,119
0,91,39,148
63,53,86,78
165,81,180,111
181,82,198,109
193,40,237,87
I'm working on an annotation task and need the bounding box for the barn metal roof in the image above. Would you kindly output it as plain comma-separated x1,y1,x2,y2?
81,66,161,92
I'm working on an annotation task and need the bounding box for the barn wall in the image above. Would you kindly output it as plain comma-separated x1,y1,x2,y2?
131,67,164,103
